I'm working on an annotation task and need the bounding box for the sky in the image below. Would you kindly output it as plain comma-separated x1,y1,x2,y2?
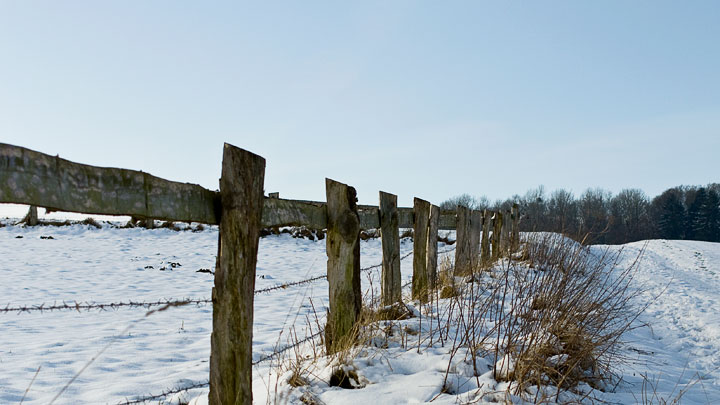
1,1,719,216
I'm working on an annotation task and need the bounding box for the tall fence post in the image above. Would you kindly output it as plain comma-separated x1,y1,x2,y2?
492,211,503,260
470,209,482,267
455,206,481,276
481,209,491,265
209,144,265,405
511,203,520,252
412,198,431,302
454,205,471,276
502,209,511,255
379,191,401,306
426,204,440,290
325,178,361,353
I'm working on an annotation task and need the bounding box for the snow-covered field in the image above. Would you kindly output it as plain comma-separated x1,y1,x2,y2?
1,222,719,404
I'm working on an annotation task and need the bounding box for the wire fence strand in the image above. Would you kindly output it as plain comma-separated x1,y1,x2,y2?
3,246,461,315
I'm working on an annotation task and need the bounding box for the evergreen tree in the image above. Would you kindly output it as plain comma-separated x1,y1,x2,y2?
699,189,720,242
686,188,708,240
658,192,685,239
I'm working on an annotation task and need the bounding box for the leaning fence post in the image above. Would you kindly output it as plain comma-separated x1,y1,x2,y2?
209,143,265,405
511,203,520,252
426,204,440,290
379,191,401,306
412,198,431,302
325,178,361,353
481,209,491,265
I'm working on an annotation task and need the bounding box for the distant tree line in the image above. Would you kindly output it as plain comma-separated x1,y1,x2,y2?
440,184,720,245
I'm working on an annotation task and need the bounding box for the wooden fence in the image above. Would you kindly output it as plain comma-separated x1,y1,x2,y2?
0,142,519,404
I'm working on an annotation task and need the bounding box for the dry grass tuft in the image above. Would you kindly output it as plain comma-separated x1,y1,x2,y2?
488,233,646,398
81,217,102,229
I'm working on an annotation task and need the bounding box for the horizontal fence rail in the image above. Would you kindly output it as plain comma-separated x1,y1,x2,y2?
0,143,220,224
0,143,457,230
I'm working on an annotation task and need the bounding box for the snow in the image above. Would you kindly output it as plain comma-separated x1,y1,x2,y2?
1,224,719,404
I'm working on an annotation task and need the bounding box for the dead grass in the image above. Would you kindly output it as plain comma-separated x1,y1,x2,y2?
487,233,647,399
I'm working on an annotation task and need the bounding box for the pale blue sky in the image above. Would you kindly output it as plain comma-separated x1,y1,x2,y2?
1,1,719,210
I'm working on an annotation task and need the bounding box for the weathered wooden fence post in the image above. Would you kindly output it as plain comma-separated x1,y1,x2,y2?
412,198,431,302
455,206,481,276
426,204,440,290
23,205,38,226
210,144,265,405
481,209,491,265
325,178,361,353
502,209,511,255
470,209,482,267
492,211,503,260
379,191,401,306
511,203,520,252
454,205,471,276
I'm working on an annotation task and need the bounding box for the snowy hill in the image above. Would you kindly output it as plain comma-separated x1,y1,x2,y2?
1,224,718,404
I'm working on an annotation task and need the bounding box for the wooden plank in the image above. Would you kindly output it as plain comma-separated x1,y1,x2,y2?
398,207,414,228
379,191,401,306
0,143,219,224
358,206,380,229
324,178,361,353
209,143,265,405
261,198,327,229
426,204,440,290
438,209,457,230
412,198,431,302
261,199,456,230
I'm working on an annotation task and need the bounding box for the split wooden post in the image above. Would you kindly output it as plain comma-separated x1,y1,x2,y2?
481,209,491,264
325,178,361,353
426,204,440,290
412,198,431,302
379,191,401,306
209,144,265,405
511,203,520,252
492,211,503,260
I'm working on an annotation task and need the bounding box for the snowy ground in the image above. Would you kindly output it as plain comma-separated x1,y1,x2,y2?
1,222,719,404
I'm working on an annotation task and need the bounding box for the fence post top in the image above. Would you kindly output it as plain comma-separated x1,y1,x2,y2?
413,197,431,205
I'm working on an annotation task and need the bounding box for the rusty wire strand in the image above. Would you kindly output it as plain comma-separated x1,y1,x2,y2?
116,328,325,404
3,247,460,315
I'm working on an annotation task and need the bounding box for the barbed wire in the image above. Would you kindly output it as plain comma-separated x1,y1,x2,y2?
117,380,209,404
0,298,212,314
2,247,441,314
117,328,325,404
